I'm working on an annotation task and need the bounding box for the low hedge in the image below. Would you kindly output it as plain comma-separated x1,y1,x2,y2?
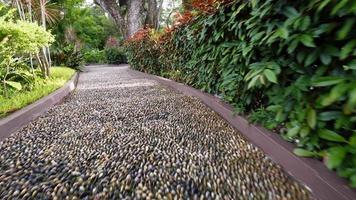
125,0,356,186
83,49,107,64
104,47,127,64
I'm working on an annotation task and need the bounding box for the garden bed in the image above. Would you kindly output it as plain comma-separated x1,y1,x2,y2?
0,67,75,118
0,68,78,141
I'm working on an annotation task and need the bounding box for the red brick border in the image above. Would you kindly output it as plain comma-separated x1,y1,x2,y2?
0,72,79,141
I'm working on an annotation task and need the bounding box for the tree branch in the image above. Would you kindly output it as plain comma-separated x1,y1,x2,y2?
94,0,126,37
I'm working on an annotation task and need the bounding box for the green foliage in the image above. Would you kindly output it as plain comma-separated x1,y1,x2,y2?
104,47,127,64
0,67,75,117
52,45,84,70
249,107,278,130
83,49,106,64
82,47,127,64
0,16,54,56
293,148,319,157
0,3,54,96
52,4,119,50
125,0,356,186
0,59,35,91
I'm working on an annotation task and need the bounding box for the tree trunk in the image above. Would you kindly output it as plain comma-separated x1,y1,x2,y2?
146,0,157,28
94,0,126,37
126,0,144,38
95,0,164,39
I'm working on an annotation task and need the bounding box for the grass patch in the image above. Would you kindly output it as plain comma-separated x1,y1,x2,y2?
0,67,75,118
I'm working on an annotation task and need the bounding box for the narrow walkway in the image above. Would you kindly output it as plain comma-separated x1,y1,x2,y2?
0,65,311,199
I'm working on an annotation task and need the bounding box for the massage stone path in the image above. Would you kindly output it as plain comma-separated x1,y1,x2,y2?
0,65,312,199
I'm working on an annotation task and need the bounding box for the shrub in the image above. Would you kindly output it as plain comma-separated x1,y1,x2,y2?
52,45,84,71
125,0,356,186
104,47,127,64
83,49,106,64
0,4,54,97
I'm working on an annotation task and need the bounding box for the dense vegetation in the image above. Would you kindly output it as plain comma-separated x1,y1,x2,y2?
125,0,356,186
0,3,54,101
50,1,123,68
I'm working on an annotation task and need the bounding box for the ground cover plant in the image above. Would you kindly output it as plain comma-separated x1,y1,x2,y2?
125,0,356,186
0,67,75,117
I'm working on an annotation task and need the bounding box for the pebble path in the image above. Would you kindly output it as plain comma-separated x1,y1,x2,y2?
0,65,312,199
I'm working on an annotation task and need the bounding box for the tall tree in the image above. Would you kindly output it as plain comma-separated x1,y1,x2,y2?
94,0,164,38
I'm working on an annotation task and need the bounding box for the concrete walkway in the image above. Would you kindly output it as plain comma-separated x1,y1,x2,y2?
0,65,311,199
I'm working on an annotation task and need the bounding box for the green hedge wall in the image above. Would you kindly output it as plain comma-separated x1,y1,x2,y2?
125,0,356,186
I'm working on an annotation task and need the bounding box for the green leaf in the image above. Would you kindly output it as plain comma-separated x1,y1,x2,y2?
298,34,316,47
325,146,347,169
321,83,349,107
312,77,345,87
346,88,356,111
343,59,356,70
251,32,264,42
287,126,300,138
5,81,22,91
331,0,348,16
244,69,263,81
318,129,347,143
340,39,356,60
266,105,283,112
307,108,316,129
247,76,259,89
276,27,289,39
337,19,355,40
275,110,285,122
297,51,306,63
320,53,332,65
293,148,316,157
263,69,277,83
349,135,356,147
300,16,311,31
300,126,310,138
319,111,342,121
283,6,300,18
351,174,356,187
288,37,300,53
304,50,319,66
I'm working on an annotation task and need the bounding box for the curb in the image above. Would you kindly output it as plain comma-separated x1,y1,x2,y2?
130,68,356,200
0,72,79,141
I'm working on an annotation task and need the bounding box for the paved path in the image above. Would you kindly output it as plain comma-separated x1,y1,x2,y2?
0,65,311,199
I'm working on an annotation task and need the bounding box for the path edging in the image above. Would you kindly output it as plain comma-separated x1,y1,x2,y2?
0,72,79,141
130,68,356,200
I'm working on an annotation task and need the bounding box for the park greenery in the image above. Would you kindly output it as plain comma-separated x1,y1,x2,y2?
0,67,75,117
125,0,356,187
0,0,127,115
0,0,355,188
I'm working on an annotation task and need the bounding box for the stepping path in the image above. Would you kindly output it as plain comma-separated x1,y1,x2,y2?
0,65,312,199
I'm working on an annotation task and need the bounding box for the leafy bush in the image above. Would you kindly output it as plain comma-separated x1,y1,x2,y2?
125,0,356,186
104,47,127,64
83,49,107,64
0,4,54,97
52,45,84,71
